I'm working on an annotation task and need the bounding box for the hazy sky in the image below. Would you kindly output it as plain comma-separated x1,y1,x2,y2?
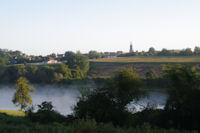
0,0,200,55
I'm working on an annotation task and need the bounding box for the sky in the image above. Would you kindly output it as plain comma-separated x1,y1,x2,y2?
0,0,200,55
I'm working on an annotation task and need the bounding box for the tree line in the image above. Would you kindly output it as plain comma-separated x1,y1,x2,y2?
0,52,89,83
119,46,200,57
1,47,200,65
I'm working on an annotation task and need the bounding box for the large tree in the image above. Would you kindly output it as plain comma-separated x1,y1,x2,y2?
12,77,35,111
88,50,103,59
194,46,200,55
73,67,144,125
148,47,156,56
64,51,89,78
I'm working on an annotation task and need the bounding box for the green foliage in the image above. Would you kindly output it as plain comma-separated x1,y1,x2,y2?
88,50,103,59
4,64,27,82
73,67,144,125
110,67,144,106
194,46,200,55
158,48,172,56
55,64,72,79
119,46,200,57
163,65,200,129
65,51,89,78
38,101,54,111
146,70,158,79
0,113,198,133
148,47,156,56
27,101,66,124
12,77,35,110
0,58,8,67
179,48,193,56
25,65,38,81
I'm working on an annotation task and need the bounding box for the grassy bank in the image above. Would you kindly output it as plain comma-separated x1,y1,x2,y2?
0,109,25,116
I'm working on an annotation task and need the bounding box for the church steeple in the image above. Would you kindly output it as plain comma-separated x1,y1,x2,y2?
129,41,133,53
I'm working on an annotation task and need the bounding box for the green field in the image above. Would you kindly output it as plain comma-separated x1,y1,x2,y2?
0,109,25,116
90,56,200,63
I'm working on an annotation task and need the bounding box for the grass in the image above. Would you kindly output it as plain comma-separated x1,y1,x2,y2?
90,56,200,63
0,109,25,116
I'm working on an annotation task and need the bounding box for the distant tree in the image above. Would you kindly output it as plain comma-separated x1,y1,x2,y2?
55,64,72,79
65,51,89,77
38,101,54,111
148,47,156,56
12,77,35,111
146,69,158,79
64,51,76,63
194,46,200,55
179,48,193,56
88,50,102,59
158,48,171,56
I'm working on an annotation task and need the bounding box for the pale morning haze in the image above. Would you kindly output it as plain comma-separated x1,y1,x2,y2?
0,0,200,55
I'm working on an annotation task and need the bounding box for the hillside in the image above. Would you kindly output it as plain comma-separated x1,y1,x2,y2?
89,57,200,78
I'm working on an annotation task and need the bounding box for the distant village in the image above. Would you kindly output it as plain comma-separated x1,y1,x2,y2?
25,42,134,65
1,42,200,65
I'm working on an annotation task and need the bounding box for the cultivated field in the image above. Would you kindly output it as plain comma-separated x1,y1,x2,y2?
89,56,200,78
90,56,200,63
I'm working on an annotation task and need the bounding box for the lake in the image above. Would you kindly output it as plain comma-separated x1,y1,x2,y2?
0,85,167,115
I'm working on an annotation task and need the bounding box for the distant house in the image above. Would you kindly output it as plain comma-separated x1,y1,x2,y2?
42,57,60,64
117,51,123,56
57,54,64,59
28,56,35,61
168,49,181,53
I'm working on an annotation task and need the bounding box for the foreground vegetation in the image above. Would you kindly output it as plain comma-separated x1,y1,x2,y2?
0,113,198,133
1,65,200,132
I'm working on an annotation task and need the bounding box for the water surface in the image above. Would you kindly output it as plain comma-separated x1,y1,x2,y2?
0,85,167,115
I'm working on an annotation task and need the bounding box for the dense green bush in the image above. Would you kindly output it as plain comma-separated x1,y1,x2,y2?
0,63,89,84
27,101,67,124
73,67,145,126
163,65,200,130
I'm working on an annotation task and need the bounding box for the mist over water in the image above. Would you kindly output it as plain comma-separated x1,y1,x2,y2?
0,85,167,115
0,85,80,115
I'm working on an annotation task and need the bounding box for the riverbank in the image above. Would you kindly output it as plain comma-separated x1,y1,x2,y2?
0,109,25,116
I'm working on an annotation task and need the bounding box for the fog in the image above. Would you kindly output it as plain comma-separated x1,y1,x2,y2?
0,85,167,115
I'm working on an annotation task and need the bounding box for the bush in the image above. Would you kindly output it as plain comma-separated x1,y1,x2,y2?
73,67,145,126
27,101,66,124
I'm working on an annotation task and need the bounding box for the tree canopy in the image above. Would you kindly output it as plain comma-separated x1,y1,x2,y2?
163,65,200,129
12,77,35,111
73,67,144,125
64,51,89,78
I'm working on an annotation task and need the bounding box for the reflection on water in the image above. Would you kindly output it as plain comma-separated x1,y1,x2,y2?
0,86,167,115
128,91,167,112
